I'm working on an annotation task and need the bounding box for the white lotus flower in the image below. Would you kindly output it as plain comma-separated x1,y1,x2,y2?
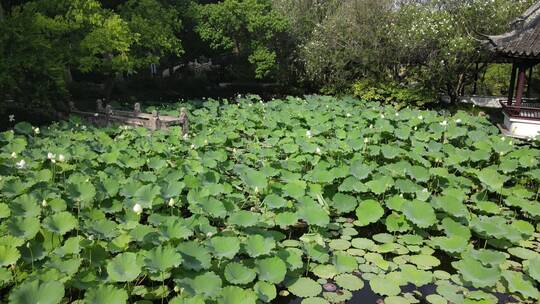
82,125,87,130
58,154,65,162
418,115,423,120
133,203,143,214
414,127,418,131
254,186,259,193
88,235,94,241
509,141,513,145
204,139,208,145
346,113,352,117
8,114,15,122
94,113,99,117
440,120,448,126
364,138,369,143
47,152,56,160
455,119,462,124
190,144,195,149
10,152,17,158
168,198,175,207
33,127,40,134
183,133,189,140
16,159,26,169
369,124,373,129
206,232,214,237
422,188,428,193
306,130,312,138
41,200,48,207
501,137,505,141
315,147,322,154
395,113,399,117
380,114,385,119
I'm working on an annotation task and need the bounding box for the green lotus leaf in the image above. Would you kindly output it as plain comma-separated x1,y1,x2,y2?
275,212,299,228
525,256,540,283
302,297,330,304
191,272,222,298
245,235,275,257
255,256,287,284
333,252,358,273
11,194,40,217
476,168,507,191
134,184,161,208
351,238,376,250
0,245,20,266
431,195,469,219
508,247,540,260
224,262,256,285
312,264,337,279
402,200,437,228
159,219,193,240
349,160,372,180
334,273,364,291
8,280,64,304
278,248,304,270
425,294,447,304
106,252,142,282
228,210,260,227
84,285,128,304
220,286,257,304
355,199,384,226
263,194,287,209
66,179,96,203
43,211,78,235
144,245,182,273
328,239,351,251
177,241,212,271
209,236,240,259
369,275,401,296
366,176,393,194
431,236,468,254
400,264,432,286
7,217,40,240
241,168,267,191
502,270,539,299
287,277,322,298
254,280,277,302
283,180,307,198
332,193,358,214
441,217,471,240
452,257,500,288
297,205,329,227
467,249,507,266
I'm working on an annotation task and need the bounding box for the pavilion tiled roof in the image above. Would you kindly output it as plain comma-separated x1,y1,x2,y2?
487,1,540,59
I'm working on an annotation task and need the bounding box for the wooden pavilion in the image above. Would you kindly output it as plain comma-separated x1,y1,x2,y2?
486,1,540,138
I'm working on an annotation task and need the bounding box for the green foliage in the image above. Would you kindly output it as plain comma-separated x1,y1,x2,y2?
1,95,540,303
353,79,436,108
196,0,288,79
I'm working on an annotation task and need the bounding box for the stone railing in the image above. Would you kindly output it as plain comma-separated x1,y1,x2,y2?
69,100,189,135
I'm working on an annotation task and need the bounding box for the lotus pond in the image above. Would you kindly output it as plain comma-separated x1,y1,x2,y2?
1,95,540,304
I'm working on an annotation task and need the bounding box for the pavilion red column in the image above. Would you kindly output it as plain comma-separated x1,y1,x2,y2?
514,64,528,107
508,64,518,106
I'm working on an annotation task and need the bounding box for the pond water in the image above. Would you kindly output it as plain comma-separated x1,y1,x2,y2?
274,281,517,304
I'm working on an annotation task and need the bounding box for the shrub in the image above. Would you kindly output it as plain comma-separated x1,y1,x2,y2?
352,79,436,109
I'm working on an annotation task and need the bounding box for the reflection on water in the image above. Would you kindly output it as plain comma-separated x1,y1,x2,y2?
273,280,516,304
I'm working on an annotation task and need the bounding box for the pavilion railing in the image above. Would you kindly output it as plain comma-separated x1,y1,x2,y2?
500,100,540,121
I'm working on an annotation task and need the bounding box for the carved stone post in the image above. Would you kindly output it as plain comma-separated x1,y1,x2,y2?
134,102,141,115
97,99,104,112
105,104,113,126
179,107,189,136
149,110,161,130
